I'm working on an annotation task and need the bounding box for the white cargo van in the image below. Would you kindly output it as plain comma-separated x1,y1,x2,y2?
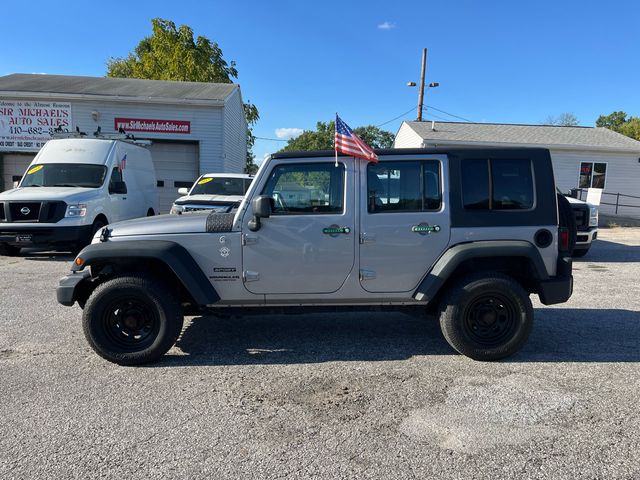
0,138,158,255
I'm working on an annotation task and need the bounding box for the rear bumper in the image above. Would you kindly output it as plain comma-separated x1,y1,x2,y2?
0,225,92,248
56,270,91,306
538,256,573,305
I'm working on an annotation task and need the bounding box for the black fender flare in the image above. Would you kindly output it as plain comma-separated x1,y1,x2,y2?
70,240,220,305
413,240,549,302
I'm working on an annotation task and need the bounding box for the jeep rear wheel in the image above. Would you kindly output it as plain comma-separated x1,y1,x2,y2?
439,273,533,361
82,274,184,365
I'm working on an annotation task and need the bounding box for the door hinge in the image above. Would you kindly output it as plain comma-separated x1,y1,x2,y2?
359,269,376,281
360,233,376,244
243,271,260,282
242,234,259,246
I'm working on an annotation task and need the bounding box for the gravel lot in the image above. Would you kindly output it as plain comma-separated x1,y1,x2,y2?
1,228,639,479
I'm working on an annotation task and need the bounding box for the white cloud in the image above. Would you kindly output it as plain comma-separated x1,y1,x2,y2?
275,127,304,140
377,21,396,30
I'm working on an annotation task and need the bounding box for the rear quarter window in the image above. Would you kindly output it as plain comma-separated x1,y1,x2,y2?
462,158,534,210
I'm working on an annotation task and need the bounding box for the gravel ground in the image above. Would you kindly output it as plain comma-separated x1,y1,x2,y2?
0,229,639,479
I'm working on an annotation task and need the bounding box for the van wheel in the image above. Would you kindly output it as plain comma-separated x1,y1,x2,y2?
0,243,21,256
439,273,533,361
82,274,184,366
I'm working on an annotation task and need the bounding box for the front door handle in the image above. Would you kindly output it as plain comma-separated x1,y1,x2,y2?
322,226,351,235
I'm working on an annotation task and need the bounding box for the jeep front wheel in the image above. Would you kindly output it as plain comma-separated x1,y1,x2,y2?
439,273,533,361
82,274,184,365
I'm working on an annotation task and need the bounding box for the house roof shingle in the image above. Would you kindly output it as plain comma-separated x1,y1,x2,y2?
403,120,640,152
0,73,237,103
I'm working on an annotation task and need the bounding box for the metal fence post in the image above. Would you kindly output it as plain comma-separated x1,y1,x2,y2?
616,193,620,214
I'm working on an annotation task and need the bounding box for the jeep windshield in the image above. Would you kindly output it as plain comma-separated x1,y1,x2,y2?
189,177,250,196
21,164,107,188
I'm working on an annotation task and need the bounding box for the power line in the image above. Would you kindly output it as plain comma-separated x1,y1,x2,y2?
255,136,288,142
425,105,474,123
376,106,417,128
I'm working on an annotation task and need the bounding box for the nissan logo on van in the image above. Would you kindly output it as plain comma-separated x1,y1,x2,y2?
20,207,31,215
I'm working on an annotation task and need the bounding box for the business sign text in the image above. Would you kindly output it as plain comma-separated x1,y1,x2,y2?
114,117,191,134
0,99,72,151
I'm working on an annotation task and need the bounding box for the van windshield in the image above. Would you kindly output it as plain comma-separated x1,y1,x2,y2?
21,164,108,188
190,177,250,196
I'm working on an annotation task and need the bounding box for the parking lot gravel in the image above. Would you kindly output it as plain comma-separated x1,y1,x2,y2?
1,228,639,479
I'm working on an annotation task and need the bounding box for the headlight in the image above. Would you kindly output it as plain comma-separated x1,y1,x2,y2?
589,205,599,227
65,203,87,217
170,204,184,215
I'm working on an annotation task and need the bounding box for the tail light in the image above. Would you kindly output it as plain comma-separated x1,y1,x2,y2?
559,227,569,252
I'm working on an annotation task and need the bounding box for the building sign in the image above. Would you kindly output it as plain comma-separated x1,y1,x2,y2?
114,117,191,134
0,99,72,151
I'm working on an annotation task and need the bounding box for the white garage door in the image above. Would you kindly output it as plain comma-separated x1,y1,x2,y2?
148,141,199,213
2,153,35,192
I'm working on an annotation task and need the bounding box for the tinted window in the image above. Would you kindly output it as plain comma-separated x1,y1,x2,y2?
262,163,344,214
491,158,534,210
461,159,490,209
367,160,441,213
462,158,533,210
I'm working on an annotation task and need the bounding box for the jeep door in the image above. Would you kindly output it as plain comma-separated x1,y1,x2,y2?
241,158,355,294
358,155,450,293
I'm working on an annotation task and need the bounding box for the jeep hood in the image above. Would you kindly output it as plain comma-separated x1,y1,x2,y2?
174,194,244,205
107,213,211,237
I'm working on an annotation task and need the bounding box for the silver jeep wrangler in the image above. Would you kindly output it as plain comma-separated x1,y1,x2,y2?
57,148,574,365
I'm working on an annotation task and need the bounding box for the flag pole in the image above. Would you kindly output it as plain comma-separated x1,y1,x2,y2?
335,112,339,167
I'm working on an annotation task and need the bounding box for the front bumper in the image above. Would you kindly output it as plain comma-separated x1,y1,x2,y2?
56,270,91,306
0,225,92,248
576,227,598,247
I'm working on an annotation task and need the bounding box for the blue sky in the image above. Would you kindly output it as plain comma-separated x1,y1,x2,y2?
2,0,639,163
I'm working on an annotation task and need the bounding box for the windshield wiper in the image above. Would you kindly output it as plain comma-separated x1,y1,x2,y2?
51,183,80,187
23,184,43,187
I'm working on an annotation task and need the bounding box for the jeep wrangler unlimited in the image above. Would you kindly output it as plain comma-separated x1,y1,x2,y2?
57,148,574,365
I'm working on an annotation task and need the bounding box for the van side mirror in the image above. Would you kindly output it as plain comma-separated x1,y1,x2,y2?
248,195,274,232
178,187,189,195
109,181,127,195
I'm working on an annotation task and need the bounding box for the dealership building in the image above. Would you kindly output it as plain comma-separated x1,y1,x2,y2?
0,73,247,212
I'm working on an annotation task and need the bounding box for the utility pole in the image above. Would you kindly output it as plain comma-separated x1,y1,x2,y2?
416,48,427,121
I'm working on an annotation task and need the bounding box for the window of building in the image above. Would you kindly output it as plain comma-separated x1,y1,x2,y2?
262,163,344,214
579,162,607,189
367,160,441,213
462,158,534,210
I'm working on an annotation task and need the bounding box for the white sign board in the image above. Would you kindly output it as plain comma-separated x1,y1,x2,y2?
0,99,72,152
586,188,603,206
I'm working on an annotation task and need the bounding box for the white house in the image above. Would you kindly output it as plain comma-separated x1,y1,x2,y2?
0,74,247,212
395,121,640,218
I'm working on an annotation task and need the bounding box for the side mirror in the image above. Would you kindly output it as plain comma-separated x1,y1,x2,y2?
248,195,274,232
178,187,189,195
109,181,127,195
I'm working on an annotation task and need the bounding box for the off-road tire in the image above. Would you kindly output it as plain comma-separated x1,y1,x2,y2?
439,272,533,361
82,274,184,366
0,243,21,256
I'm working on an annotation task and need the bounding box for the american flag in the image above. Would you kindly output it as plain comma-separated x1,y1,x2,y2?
335,114,378,163
118,154,127,172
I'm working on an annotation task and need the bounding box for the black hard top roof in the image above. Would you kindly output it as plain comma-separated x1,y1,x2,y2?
270,147,550,159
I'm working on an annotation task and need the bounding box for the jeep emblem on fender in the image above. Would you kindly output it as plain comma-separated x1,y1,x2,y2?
20,207,31,215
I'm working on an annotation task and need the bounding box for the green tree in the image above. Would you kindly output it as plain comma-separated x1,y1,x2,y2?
281,121,394,152
595,111,640,141
544,112,579,126
106,18,259,173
